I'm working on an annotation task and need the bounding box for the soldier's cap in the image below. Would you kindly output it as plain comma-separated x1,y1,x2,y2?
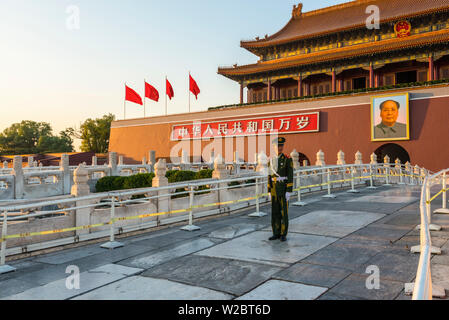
272,137,286,146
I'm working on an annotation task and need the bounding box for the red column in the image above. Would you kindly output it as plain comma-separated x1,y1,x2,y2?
297,75,303,97
369,64,374,88
375,72,380,88
331,70,336,93
305,82,310,96
429,56,434,81
338,79,343,92
240,83,244,104
434,65,439,80
267,79,272,101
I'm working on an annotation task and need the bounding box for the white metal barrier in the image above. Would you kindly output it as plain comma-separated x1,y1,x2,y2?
410,168,449,299
0,163,426,275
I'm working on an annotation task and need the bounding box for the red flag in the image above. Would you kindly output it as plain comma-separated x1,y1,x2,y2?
125,85,143,105
145,82,159,102
189,74,200,99
166,79,174,100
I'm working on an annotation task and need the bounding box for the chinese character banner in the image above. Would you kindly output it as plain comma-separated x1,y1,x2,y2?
171,112,319,140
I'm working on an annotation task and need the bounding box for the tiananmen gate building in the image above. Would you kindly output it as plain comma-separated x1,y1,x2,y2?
109,0,449,172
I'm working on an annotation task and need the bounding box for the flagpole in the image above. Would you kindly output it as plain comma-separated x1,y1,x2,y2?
189,71,192,113
165,76,167,116
124,82,126,120
143,79,146,118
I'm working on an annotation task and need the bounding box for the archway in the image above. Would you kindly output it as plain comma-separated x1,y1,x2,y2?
374,143,410,164
296,152,310,167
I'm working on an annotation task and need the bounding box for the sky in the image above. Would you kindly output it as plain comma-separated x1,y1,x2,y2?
0,0,349,150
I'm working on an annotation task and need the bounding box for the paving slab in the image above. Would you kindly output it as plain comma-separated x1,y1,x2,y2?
346,195,418,204
317,291,365,300
432,254,449,266
431,263,449,290
346,225,411,243
208,223,262,240
303,242,383,271
1,264,143,300
73,276,233,300
376,212,420,227
272,262,351,288
0,278,40,298
6,263,75,286
279,210,385,238
142,254,282,296
118,238,218,269
304,201,407,215
356,252,420,283
236,280,327,300
33,245,105,265
328,273,404,300
196,231,338,267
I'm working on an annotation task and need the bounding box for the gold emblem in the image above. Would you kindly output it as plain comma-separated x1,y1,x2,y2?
395,21,411,38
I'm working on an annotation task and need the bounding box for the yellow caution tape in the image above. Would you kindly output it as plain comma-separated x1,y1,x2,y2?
0,172,429,243
0,193,271,243
426,188,448,204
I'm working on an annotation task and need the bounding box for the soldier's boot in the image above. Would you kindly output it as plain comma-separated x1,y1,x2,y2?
280,235,287,242
269,235,280,240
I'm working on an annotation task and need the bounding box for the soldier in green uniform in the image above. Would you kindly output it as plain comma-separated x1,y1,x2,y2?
267,137,294,242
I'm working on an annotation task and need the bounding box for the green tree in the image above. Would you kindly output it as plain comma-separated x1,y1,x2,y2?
37,128,74,153
0,121,74,155
76,114,115,153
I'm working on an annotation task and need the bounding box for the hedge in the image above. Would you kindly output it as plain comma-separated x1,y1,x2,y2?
95,173,154,193
95,169,213,193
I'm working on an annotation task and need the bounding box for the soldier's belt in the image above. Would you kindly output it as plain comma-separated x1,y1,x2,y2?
272,176,288,182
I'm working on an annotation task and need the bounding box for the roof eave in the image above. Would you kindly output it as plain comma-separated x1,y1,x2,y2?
240,6,449,50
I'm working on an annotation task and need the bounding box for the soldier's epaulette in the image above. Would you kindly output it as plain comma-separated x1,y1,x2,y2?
285,153,290,158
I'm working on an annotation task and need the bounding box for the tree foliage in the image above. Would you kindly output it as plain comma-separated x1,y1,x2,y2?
75,114,115,153
0,121,74,155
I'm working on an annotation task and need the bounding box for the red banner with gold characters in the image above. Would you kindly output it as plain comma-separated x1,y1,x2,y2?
171,112,319,140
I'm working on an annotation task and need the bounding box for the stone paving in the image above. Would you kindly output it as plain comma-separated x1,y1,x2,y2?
1,184,449,300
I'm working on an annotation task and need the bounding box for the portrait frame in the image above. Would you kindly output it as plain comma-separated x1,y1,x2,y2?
370,92,410,142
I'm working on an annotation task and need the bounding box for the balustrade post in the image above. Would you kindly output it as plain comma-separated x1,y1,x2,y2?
149,150,156,172
384,155,392,186
12,156,24,199
396,159,405,185
0,211,16,274
315,150,325,166
60,153,71,195
108,152,118,176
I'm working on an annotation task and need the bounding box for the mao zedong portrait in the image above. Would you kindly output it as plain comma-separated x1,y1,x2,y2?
373,99,407,139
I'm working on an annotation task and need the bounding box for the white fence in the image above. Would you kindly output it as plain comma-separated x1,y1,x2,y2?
409,169,449,300
0,150,262,201
0,161,427,274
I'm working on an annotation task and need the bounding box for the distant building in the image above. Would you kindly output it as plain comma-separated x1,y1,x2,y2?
0,152,108,167
109,1,449,172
